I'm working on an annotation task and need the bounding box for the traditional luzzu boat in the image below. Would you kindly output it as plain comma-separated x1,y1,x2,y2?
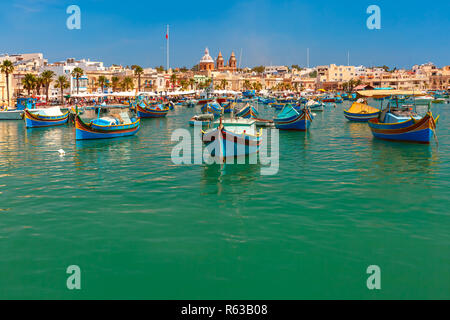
201,101,223,116
302,100,324,112
270,102,285,110
197,98,213,105
202,117,263,161
24,106,69,128
358,90,439,144
75,110,140,140
273,105,313,131
344,99,380,122
368,110,437,144
222,102,234,113
189,114,215,127
136,101,170,118
235,104,273,127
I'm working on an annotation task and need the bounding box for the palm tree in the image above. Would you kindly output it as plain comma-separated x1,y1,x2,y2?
55,75,70,104
34,76,44,96
1,60,15,105
121,77,134,91
22,73,36,96
170,73,177,91
132,65,144,92
71,67,84,94
243,80,252,90
40,70,55,102
97,75,109,93
219,79,228,90
180,80,189,91
189,78,196,90
111,76,120,92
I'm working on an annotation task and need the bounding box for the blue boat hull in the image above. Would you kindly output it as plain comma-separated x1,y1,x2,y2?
24,110,69,128
274,108,313,131
75,115,140,140
368,113,436,144
344,111,380,122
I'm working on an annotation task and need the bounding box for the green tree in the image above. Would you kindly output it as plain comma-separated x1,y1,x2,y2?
40,70,55,102
121,77,134,91
170,73,177,90
71,67,84,94
132,65,144,91
219,79,228,90
22,73,36,96
111,76,120,92
97,75,109,93
155,66,165,73
309,71,317,78
243,80,252,90
35,76,44,96
251,66,265,74
0,60,14,105
189,78,196,90
55,75,70,104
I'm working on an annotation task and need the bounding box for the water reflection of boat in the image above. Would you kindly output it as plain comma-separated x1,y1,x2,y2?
201,162,261,195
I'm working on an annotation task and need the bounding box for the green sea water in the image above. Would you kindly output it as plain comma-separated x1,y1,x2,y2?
0,102,449,299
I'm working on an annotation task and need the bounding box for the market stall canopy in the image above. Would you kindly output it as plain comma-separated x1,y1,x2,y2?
212,90,239,95
357,89,426,98
109,92,137,97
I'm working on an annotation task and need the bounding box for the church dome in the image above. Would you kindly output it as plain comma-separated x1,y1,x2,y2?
200,48,214,64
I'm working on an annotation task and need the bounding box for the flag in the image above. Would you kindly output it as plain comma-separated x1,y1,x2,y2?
166,33,168,40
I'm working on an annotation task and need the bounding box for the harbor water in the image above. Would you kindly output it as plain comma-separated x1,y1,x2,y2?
0,102,449,299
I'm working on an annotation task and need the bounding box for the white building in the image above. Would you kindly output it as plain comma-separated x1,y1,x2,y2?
43,58,105,97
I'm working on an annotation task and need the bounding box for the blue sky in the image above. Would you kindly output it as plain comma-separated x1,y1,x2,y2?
0,0,449,69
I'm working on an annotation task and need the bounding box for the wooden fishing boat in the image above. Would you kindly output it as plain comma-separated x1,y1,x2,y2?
368,111,437,144
0,97,39,120
75,112,140,140
274,105,313,131
201,101,223,115
136,103,169,118
344,101,380,122
270,103,285,110
235,104,273,127
24,107,69,128
303,100,324,112
0,107,24,120
216,96,229,104
198,98,213,105
189,114,214,127
358,89,439,144
222,102,233,113
202,117,263,161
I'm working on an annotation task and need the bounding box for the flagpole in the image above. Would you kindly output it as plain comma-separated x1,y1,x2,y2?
166,25,170,72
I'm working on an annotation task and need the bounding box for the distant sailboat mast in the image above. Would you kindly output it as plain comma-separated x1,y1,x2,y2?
307,48,310,68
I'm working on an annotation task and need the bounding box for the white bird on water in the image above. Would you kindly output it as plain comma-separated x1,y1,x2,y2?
58,149,66,157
